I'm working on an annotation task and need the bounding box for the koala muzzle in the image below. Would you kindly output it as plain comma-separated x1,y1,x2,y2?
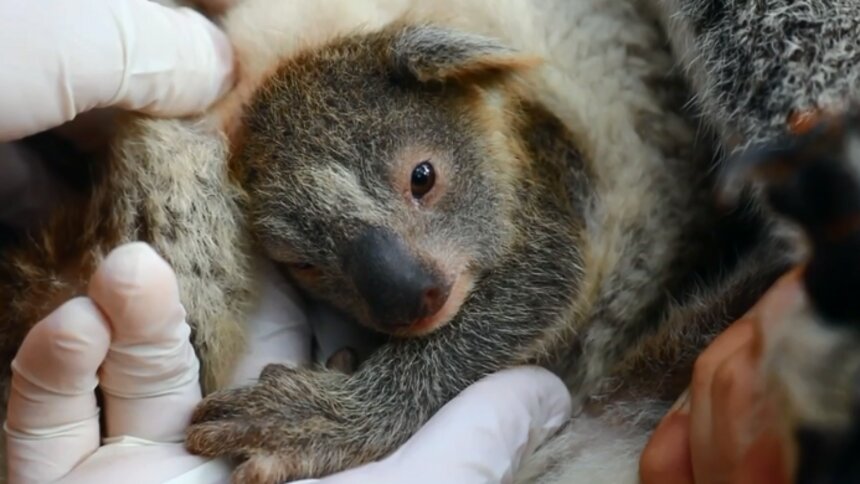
343,227,451,329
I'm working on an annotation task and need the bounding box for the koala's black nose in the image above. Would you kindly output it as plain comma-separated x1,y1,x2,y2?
343,227,451,329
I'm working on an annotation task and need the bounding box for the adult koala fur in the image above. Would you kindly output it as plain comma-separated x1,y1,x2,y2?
3,0,860,482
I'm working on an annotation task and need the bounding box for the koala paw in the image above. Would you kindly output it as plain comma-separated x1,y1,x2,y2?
185,364,377,483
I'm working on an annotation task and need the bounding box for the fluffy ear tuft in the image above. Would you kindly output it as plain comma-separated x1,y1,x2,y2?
390,25,540,84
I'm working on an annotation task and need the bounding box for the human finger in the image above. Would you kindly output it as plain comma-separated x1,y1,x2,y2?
728,268,804,484
750,267,805,359
0,0,234,141
707,338,761,479
689,314,757,484
731,429,792,484
639,389,694,484
5,298,110,484
690,268,803,483
88,242,201,443
58,438,227,484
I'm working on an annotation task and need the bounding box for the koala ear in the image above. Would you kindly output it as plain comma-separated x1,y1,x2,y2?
390,25,540,83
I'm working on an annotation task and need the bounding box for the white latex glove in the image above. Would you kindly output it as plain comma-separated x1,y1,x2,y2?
0,0,236,230
5,242,572,483
0,0,235,142
5,243,212,483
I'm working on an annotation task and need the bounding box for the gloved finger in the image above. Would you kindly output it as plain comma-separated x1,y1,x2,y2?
311,366,571,484
88,242,201,443
5,297,111,484
59,437,228,484
0,0,234,142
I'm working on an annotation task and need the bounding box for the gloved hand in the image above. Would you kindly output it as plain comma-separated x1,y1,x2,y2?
0,0,236,232
0,0,235,142
5,242,572,483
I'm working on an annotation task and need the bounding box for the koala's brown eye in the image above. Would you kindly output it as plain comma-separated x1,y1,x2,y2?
410,161,436,199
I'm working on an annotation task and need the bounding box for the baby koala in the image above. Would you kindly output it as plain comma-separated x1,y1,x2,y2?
181,18,763,483
186,24,602,479
185,10,860,481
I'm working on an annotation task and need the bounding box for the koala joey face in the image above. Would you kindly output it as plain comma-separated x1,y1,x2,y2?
239,25,537,337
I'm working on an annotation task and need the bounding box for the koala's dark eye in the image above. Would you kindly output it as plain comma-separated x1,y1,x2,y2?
410,161,436,199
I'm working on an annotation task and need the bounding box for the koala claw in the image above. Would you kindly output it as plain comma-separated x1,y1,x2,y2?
231,454,296,484
189,386,257,423
185,366,372,481
187,418,310,483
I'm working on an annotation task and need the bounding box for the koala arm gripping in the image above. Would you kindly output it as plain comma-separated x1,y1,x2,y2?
185,221,582,482
653,0,860,152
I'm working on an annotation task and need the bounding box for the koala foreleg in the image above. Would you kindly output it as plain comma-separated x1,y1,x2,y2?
185,222,585,483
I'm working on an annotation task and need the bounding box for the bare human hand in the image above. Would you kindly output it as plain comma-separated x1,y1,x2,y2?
639,269,804,484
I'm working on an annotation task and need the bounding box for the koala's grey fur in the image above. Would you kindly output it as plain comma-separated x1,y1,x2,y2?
1,0,859,483
654,0,860,152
